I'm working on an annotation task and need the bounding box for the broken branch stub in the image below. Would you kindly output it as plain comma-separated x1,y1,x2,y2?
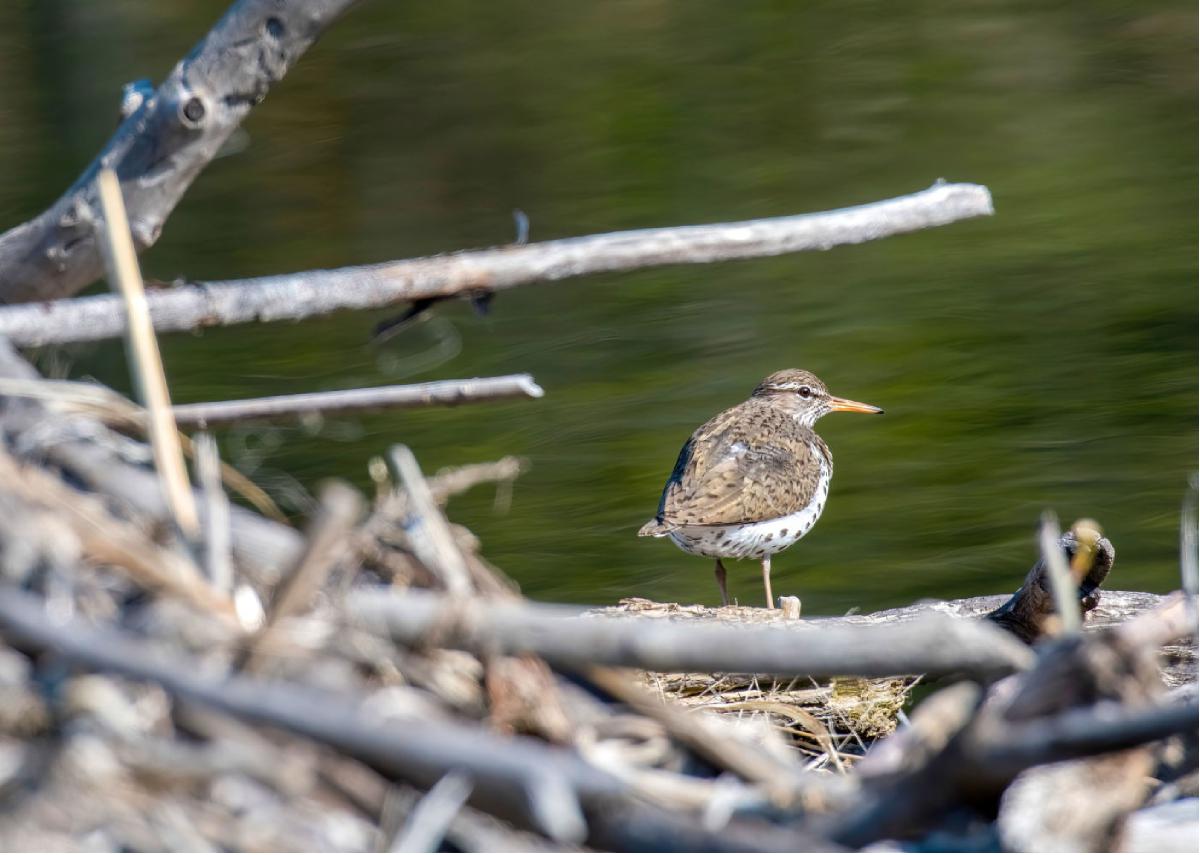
987,528,1116,644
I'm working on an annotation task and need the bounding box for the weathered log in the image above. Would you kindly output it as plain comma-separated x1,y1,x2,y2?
95,167,202,542
975,698,1197,774
0,182,993,345
0,0,357,304
348,587,1036,679
827,690,1196,848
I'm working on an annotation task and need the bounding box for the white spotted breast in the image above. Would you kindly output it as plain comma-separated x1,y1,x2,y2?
666,453,832,560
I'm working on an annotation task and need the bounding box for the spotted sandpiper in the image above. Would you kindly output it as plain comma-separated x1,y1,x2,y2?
637,369,883,609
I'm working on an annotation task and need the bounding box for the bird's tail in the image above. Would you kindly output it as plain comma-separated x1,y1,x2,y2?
637,518,672,537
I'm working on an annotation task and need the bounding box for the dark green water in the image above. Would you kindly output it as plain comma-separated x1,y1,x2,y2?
1,2,1195,613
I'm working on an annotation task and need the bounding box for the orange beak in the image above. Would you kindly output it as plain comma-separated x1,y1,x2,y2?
828,395,884,415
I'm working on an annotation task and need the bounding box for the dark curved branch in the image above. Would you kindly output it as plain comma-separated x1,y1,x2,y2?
0,0,357,305
986,530,1116,643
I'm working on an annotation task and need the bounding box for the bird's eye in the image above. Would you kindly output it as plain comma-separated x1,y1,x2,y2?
797,386,813,399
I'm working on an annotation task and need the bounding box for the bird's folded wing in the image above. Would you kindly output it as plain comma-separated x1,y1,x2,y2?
658,427,818,526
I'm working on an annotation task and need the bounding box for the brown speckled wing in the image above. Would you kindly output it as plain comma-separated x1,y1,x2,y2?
656,399,828,527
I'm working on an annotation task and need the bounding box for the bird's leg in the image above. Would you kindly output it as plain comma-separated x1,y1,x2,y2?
714,559,730,607
762,555,774,609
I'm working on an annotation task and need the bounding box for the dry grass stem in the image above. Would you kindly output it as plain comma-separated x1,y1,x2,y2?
94,167,199,540
1039,511,1081,635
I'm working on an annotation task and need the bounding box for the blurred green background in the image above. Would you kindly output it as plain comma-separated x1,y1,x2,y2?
0,1,1194,613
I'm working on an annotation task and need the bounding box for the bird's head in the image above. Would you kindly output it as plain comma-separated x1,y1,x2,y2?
752,368,883,427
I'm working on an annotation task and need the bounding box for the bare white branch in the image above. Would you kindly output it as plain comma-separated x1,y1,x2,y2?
0,182,993,346
171,375,545,427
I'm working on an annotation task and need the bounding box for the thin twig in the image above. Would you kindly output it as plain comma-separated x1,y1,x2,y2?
429,457,527,506
171,375,544,427
239,481,363,671
388,446,474,597
194,432,233,594
1182,475,1198,600
94,167,199,540
390,772,475,853
0,182,994,345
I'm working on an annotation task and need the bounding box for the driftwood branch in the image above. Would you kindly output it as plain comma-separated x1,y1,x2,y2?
348,588,1035,679
171,375,544,426
0,0,356,304
0,182,993,345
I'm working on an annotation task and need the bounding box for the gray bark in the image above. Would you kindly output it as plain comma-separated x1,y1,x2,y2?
348,587,1036,680
171,375,545,426
0,0,357,304
0,182,993,345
